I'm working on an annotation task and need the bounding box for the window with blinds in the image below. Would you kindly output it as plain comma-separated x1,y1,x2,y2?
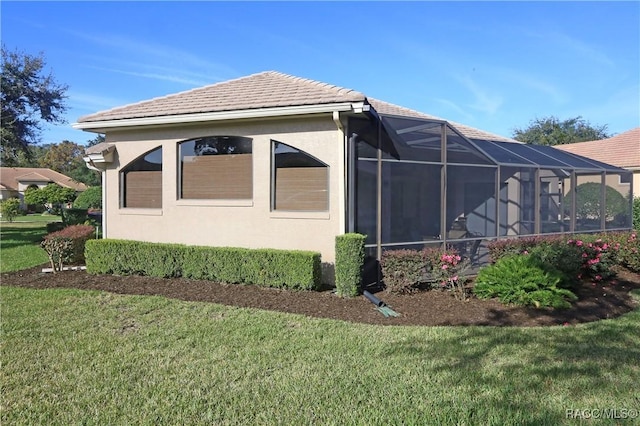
121,147,162,208
179,136,253,200
272,140,329,211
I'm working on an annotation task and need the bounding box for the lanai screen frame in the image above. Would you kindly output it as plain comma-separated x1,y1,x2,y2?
346,111,633,268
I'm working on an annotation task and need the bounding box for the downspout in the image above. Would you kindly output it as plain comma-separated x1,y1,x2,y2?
85,158,107,239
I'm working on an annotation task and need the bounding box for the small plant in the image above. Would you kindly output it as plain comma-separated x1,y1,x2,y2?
473,255,577,309
424,247,471,300
0,198,21,222
41,224,95,272
335,233,366,297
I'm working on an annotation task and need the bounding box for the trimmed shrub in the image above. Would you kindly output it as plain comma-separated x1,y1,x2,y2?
335,233,366,297
63,208,89,226
633,197,640,232
473,255,577,309
41,224,95,272
85,239,322,290
46,222,66,233
381,249,426,293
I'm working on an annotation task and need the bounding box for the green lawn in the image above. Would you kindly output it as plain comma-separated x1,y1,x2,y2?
0,220,58,272
1,286,639,425
1,221,639,424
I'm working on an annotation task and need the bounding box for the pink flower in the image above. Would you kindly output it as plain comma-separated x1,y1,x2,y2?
452,275,459,281
441,264,448,270
576,241,583,247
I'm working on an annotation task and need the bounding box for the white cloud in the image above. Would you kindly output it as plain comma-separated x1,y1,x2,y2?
455,75,504,116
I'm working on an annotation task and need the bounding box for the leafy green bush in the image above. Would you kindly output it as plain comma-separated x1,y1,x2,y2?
633,197,640,232
335,233,366,297
564,182,628,222
63,208,89,226
380,249,426,293
85,239,322,290
73,186,102,209
41,224,95,272
0,198,21,222
527,242,583,286
473,255,578,309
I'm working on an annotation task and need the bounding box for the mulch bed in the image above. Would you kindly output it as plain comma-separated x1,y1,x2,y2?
2,265,640,327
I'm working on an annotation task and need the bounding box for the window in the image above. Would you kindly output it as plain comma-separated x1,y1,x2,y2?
179,136,253,200
121,147,162,208
272,140,328,211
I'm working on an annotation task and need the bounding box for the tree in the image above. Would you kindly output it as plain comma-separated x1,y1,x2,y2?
24,184,76,214
73,186,102,209
37,140,101,187
1,45,68,165
511,116,610,146
0,198,21,222
86,134,105,147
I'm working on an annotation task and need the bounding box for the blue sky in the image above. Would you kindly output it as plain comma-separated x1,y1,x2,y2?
2,1,639,146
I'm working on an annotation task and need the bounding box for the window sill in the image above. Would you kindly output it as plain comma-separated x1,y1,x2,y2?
270,211,330,220
119,208,163,216
176,199,254,207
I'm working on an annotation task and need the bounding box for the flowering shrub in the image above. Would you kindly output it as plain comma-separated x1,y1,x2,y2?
567,237,618,283
605,231,640,273
424,247,470,300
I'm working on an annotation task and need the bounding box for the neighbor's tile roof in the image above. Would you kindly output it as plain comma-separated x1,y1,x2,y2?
554,127,640,169
78,70,516,142
368,98,517,143
0,167,88,192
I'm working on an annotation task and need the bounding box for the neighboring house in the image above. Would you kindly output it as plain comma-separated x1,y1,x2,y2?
0,167,88,208
555,128,640,198
73,71,633,279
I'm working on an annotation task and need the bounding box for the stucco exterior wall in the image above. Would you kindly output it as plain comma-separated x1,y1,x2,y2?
101,115,346,270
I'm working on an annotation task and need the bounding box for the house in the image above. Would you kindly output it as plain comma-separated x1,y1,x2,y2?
555,128,640,198
0,167,88,209
73,71,633,280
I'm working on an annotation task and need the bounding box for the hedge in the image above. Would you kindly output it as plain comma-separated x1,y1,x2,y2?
85,239,322,290
334,233,366,297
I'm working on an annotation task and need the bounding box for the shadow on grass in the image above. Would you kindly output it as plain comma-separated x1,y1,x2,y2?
379,292,640,423
0,227,48,250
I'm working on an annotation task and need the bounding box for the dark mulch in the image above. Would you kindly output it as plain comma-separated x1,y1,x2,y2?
2,265,640,327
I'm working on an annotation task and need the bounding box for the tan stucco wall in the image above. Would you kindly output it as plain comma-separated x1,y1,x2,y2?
101,115,346,271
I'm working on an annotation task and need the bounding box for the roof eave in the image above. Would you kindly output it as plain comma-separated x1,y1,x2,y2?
72,102,366,132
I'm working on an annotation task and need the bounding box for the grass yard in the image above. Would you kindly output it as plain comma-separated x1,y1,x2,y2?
0,219,59,273
1,221,639,424
2,286,640,425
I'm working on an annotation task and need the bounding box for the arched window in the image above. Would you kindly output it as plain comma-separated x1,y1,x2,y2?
272,140,329,211
120,147,162,208
178,136,253,200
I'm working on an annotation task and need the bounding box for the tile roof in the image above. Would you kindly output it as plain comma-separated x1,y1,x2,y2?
0,167,88,192
78,71,366,123
554,127,640,169
77,70,516,142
